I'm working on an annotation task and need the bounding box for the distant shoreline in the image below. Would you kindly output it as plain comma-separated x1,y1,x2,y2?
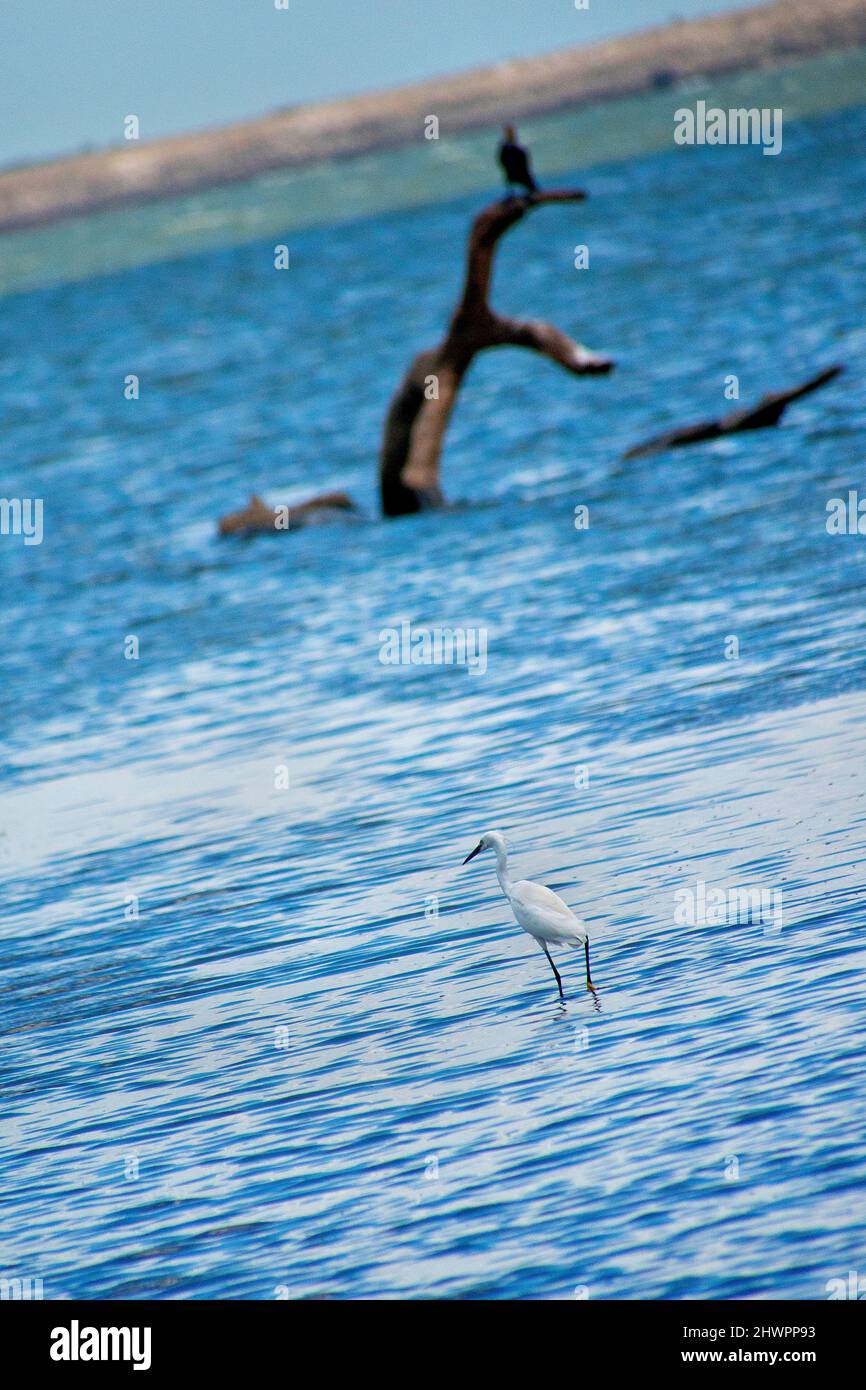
3,0,866,235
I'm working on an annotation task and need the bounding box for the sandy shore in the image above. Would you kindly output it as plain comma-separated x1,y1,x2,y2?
3,0,865,234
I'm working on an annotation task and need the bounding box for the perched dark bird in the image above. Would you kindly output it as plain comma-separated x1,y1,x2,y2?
497,124,538,195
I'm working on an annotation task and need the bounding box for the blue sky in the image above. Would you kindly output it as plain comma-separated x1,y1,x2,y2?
3,0,757,167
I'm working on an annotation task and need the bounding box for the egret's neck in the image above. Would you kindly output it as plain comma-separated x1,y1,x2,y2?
493,843,512,894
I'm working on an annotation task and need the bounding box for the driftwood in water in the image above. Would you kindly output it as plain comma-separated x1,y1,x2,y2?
380,190,614,516
623,365,843,461
218,490,354,536
218,191,612,535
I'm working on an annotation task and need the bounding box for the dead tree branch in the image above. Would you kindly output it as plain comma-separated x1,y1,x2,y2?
623,365,843,460
218,490,354,536
380,191,614,516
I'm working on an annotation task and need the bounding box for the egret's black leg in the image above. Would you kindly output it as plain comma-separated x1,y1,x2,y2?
585,938,596,992
542,944,564,1002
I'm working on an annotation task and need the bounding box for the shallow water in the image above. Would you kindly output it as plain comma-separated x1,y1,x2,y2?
1,93,865,1299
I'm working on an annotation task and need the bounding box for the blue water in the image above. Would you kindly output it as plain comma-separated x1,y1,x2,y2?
2,97,866,1300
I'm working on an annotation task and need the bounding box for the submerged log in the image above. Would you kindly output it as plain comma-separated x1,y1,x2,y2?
380,190,614,516
219,191,612,534
218,490,355,536
623,365,843,461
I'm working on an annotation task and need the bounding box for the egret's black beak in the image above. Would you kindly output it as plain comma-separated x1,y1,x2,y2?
462,842,483,865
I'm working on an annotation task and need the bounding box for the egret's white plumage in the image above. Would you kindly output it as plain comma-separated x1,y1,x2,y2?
462,830,596,1001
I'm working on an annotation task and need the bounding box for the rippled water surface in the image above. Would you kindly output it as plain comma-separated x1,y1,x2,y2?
1,91,866,1300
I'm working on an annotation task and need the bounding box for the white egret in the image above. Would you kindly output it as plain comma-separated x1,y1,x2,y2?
462,830,596,1002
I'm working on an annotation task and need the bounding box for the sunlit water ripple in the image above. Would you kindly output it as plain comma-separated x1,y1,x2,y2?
1,96,865,1300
